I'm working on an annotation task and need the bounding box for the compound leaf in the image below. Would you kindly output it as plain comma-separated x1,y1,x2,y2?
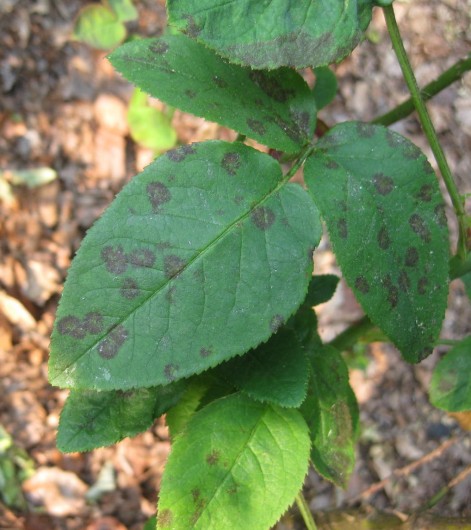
73,5,126,50
109,35,317,153
305,122,450,363
58,382,185,452
218,329,309,408
167,0,373,69
430,336,471,412
301,345,358,488
157,393,310,530
49,141,321,390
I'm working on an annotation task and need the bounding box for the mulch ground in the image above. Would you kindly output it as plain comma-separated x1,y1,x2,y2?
0,1,470,529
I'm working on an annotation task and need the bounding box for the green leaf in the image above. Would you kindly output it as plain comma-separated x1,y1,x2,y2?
313,67,338,110
143,516,157,530
49,141,321,390
128,88,177,152
463,271,471,301
106,0,138,22
305,274,340,307
109,35,317,153
301,345,357,488
167,0,373,69
73,5,126,50
304,122,450,363
157,393,310,530
430,336,471,412
218,329,309,408
58,383,186,452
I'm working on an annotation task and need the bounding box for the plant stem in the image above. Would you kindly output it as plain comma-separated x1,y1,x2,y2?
383,5,468,261
295,492,318,530
329,316,374,352
373,54,471,126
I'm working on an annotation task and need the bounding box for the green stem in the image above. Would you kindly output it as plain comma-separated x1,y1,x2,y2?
373,54,471,126
383,5,468,261
295,492,318,530
450,252,471,279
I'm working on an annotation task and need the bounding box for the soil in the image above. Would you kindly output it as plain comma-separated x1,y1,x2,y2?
0,1,470,529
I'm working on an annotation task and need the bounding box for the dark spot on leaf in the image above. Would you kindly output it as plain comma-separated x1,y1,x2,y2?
164,363,179,381
251,206,275,230
206,450,220,466
82,312,104,334
354,276,370,294
227,485,238,495
185,89,197,99
405,247,419,267
120,278,140,299
165,286,176,304
147,181,170,211
213,75,228,88
409,214,431,243
149,41,169,54
234,195,244,205
325,160,339,169
200,347,212,358
373,173,394,195
221,152,241,176
423,159,435,175
403,143,421,160
356,122,375,138
167,144,196,162
398,270,411,292
417,184,433,202
377,226,391,250
418,277,429,295
191,489,201,502
182,14,201,38
98,325,128,360
102,245,128,275
156,241,172,251
254,98,265,108
383,275,399,308
129,248,156,268
164,255,186,278
434,204,447,227
385,129,399,148
157,509,173,528
248,71,294,102
246,118,266,135
337,218,348,239
270,315,284,333
57,315,86,339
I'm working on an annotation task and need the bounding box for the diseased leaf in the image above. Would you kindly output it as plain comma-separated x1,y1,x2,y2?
301,345,357,488
49,141,321,390
58,382,185,452
430,336,471,412
313,67,338,110
109,35,317,153
305,122,450,363
167,0,373,69
305,274,340,307
157,393,310,530
218,329,309,408
73,5,126,50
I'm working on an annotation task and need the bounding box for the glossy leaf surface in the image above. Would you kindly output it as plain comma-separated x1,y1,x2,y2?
109,35,317,153
49,141,321,390
58,382,185,452
218,329,309,408
305,122,450,363
167,0,373,69
157,393,310,530
430,336,471,412
301,345,358,488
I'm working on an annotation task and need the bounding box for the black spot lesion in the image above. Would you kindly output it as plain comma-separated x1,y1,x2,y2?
373,173,394,196
146,181,171,211
434,203,448,227
398,270,411,292
164,255,186,279
221,152,241,176
325,159,339,170
206,450,220,466
337,218,348,239
166,144,196,162
157,508,173,528
200,347,212,358
58,312,104,339
98,325,128,360
163,363,179,381
354,276,370,294
185,89,197,99
382,275,399,308
417,277,429,295
246,118,266,135
417,184,433,202
409,213,431,243
149,40,169,54
82,312,104,334
356,122,375,138
405,247,419,267
377,226,391,250
251,206,275,230
102,245,128,275
120,278,140,299
248,71,295,103
128,248,156,268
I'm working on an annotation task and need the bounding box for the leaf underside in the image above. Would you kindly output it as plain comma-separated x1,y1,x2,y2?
430,336,471,412
305,122,450,363
109,34,317,153
157,393,310,530
167,0,374,69
49,141,321,391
